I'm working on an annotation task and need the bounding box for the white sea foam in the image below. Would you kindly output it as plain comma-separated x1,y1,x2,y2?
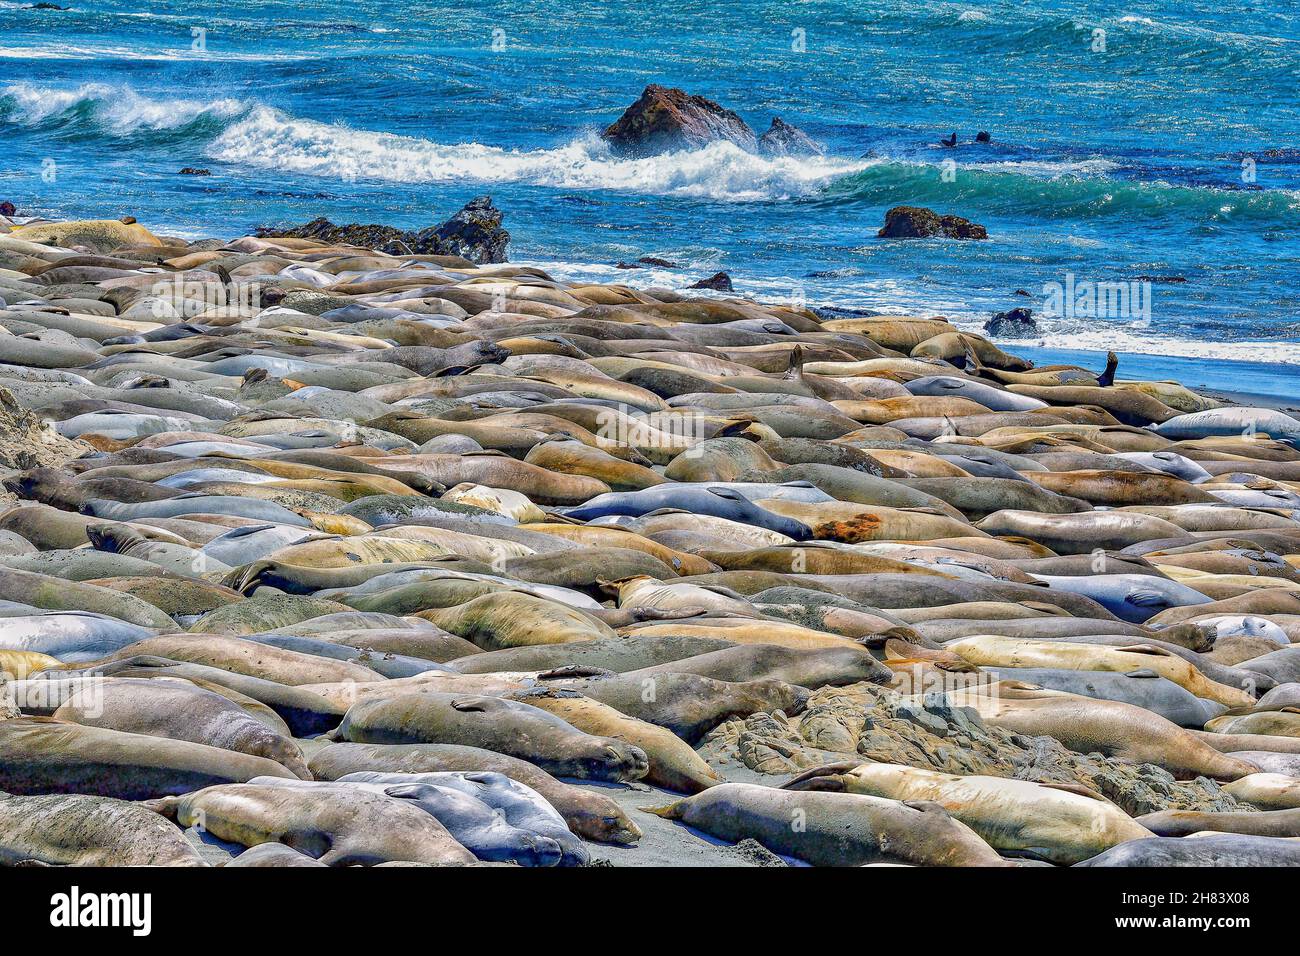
1,82,245,131
208,107,875,201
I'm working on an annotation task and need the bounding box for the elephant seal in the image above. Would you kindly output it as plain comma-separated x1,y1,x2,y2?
245,776,564,867
308,741,642,845
510,687,722,793
0,792,207,866
329,692,651,783
1137,807,1300,839
784,760,1153,864
0,611,154,662
416,590,616,649
147,783,476,866
560,485,813,539
974,510,1188,555
50,678,310,778
339,770,589,865
950,684,1259,780
627,643,893,689
0,717,295,799
447,634,738,674
1075,833,1300,867
225,843,327,867
645,782,1008,866
546,671,810,743
980,667,1225,727
95,633,385,685
1222,772,1300,809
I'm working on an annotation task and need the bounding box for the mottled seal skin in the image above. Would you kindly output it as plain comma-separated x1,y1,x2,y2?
309,741,642,846
561,485,813,540
146,783,476,866
330,692,651,783
95,633,385,685
0,717,295,799
0,792,207,866
1075,833,1300,867
646,782,1009,867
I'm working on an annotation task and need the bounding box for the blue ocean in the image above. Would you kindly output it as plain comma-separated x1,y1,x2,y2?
2,0,1298,386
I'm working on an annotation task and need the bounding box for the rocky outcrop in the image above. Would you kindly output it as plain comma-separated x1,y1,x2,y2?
758,117,824,156
603,85,756,155
701,685,1242,817
984,307,1036,336
178,168,211,176
0,201,15,218
877,205,988,240
687,271,733,292
258,196,510,263
0,387,89,472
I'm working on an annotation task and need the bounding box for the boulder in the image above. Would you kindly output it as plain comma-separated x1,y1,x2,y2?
603,85,756,155
877,205,988,240
687,271,733,292
256,196,510,264
757,117,824,156
0,201,15,218
984,307,1036,336
179,168,211,176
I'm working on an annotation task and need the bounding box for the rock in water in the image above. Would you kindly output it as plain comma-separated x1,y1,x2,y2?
602,84,756,155
757,117,824,156
417,195,510,264
687,271,733,292
0,201,15,217
178,167,211,176
258,196,509,264
984,307,1037,336
877,205,988,240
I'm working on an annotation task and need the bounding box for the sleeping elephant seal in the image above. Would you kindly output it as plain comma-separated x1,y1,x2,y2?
0,717,296,799
244,776,564,867
329,692,650,783
93,633,386,686
980,667,1225,727
0,792,207,866
1222,773,1300,809
308,741,642,845
784,761,1153,865
50,678,310,778
509,687,722,793
225,843,327,867
950,684,1259,780
1075,833,1300,867
545,671,810,743
146,783,476,866
417,590,616,649
626,643,893,689
446,633,738,674
338,770,589,865
645,782,1008,866
1137,807,1300,839
53,656,347,737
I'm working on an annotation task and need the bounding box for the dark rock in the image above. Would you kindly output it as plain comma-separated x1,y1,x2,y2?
255,196,509,264
940,132,957,148
877,205,988,240
639,256,677,268
1134,274,1187,284
602,84,756,155
975,130,991,143
29,2,68,8
0,201,15,218
984,307,1037,336
757,116,824,156
179,167,211,176
687,271,733,292
1013,288,1032,297
615,262,640,270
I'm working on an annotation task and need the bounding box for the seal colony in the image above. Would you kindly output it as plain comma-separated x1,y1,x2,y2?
0,211,1299,868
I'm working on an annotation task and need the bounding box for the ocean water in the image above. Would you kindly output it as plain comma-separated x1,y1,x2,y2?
2,0,1298,376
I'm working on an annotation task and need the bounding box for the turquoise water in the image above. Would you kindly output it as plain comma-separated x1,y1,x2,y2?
2,0,1298,375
